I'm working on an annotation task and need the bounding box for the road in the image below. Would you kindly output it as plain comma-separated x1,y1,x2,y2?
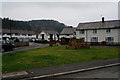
55,65,120,78
2,42,49,55
2,58,120,80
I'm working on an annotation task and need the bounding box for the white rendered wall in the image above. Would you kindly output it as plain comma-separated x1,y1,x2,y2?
38,31,58,41
59,35,74,39
76,28,119,42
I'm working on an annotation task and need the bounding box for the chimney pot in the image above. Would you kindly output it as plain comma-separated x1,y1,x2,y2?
102,17,105,23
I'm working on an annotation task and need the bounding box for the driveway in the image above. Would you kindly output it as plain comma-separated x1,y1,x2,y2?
2,42,49,55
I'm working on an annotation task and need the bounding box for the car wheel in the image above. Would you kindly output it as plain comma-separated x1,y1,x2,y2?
11,48,15,51
2,49,4,53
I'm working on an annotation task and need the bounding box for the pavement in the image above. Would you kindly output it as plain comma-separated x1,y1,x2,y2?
2,42,49,55
55,65,119,78
2,58,120,80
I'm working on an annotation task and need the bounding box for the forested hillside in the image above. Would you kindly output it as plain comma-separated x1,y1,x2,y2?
2,18,67,33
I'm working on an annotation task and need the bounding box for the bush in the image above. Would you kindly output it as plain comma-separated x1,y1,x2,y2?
48,40,56,44
66,39,90,49
61,37,70,45
14,42,29,47
90,42,100,46
101,41,107,46
35,40,48,44
14,38,20,42
56,42,60,46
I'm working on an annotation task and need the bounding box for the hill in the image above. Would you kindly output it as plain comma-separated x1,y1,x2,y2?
2,18,67,33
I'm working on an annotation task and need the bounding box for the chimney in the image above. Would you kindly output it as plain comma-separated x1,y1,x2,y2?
102,17,105,23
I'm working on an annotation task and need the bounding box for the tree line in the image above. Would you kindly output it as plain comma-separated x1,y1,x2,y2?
2,18,67,33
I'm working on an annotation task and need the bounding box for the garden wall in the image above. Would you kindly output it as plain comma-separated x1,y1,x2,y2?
14,42,29,47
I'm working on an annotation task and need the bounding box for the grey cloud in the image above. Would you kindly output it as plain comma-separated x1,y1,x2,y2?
2,2,118,27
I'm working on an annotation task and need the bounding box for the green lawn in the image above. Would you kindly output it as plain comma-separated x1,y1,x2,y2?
3,46,119,73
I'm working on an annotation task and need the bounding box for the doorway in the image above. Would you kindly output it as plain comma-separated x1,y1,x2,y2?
41,34,44,40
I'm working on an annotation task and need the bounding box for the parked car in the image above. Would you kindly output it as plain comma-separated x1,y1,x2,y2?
2,40,15,52
29,38,36,42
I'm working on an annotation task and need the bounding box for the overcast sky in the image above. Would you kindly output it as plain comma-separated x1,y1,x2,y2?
2,2,118,27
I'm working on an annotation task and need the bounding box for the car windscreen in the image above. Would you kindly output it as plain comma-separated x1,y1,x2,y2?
2,41,6,45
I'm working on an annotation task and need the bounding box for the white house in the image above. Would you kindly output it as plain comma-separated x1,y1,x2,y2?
2,29,36,41
60,27,76,39
76,19,120,43
38,30,59,41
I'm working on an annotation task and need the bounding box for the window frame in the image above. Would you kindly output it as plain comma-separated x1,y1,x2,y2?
93,29,97,34
91,37,98,42
66,34,70,36
79,30,85,34
105,37,114,42
106,29,111,33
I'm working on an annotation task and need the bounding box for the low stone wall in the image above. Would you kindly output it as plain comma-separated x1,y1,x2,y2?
14,42,29,47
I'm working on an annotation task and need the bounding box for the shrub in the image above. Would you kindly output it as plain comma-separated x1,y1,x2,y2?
35,40,48,44
101,41,107,46
14,38,20,42
90,42,100,46
61,37,70,45
66,39,90,49
14,42,29,47
56,42,60,46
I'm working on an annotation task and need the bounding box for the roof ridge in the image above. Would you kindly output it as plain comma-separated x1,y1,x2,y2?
77,20,120,30
79,20,120,24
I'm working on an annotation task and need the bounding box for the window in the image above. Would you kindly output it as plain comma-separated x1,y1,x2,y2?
7,33,11,35
106,29,111,33
22,34,26,36
67,34,69,36
41,34,45,40
79,30,85,34
91,37,98,42
15,33,20,36
3,33,5,35
105,37,114,42
93,29,97,34
28,34,32,36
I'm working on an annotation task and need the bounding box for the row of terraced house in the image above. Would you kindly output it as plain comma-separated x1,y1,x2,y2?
1,18,120,43
1,29,36,41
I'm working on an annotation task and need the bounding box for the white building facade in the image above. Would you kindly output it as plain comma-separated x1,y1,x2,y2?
76,20,120,43
2,29,36,40
38,30,59,41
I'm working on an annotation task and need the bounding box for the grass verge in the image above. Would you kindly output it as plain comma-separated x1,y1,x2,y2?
3,46,119,73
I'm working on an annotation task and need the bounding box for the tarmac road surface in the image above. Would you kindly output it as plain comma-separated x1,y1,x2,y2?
2,42,49,55
55,65,120,78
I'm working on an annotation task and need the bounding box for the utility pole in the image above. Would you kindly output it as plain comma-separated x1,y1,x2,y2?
9,19,12,40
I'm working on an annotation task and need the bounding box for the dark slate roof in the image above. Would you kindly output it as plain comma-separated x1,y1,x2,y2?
60,27,76,35
2,29,36,34
77,20,120,30
42,30,59,34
